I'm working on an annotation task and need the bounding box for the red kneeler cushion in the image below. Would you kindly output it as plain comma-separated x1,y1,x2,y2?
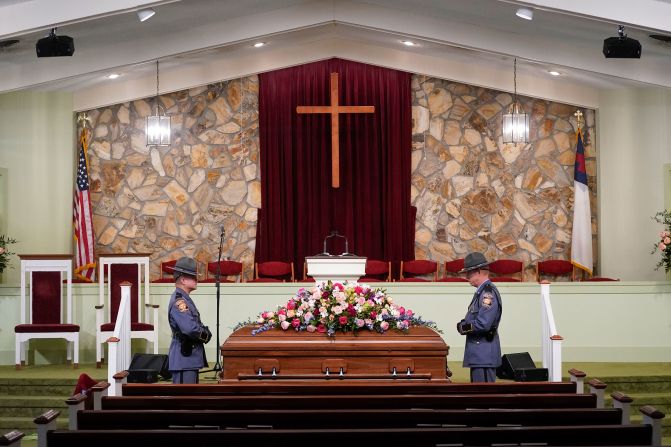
100,322,154,332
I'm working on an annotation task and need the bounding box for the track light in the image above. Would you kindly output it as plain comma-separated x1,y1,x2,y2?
36,27,74,57
137,8,156,22
603,25,641,58
515,7,534,20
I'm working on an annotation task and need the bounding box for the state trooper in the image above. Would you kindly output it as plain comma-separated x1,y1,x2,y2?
456,252,503,383
168,257,212,384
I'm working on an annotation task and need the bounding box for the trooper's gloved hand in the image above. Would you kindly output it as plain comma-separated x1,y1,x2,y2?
456,320,472,335
199,326,213,344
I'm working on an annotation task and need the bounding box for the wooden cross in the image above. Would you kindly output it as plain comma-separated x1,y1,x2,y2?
296,72,375,188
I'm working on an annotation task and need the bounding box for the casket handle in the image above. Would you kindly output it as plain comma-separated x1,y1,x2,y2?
253,359,280,375
322,359,347,377
389,358,415,376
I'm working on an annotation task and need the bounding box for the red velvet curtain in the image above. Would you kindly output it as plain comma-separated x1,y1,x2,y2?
256,58,415,277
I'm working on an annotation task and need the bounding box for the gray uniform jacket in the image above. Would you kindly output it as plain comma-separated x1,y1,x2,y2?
168,288,208,371
462,280,502,367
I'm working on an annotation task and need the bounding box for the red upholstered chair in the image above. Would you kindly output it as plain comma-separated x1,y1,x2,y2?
96,258,157,368
489,259,524,282
299,262,313,283
359,259,391,283
437,259,468,282
201,260,243,283
150,259,178,283
398,260,438,282
15,256,79,369
582,276,620,281
248,261,294,282
536,259,575,282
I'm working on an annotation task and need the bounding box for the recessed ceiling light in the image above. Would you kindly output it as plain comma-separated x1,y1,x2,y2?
402,40,416,46
548,71,561,76
516,7,534,20
253,42,265,48
107,73,120,79
137,8,155,22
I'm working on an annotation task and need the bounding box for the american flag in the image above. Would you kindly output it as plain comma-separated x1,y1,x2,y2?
73,131,96,281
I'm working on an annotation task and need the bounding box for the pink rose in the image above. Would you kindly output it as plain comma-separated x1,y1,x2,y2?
306,325,316,333
317,324,326,333
370,311,377,319
334,283,344,291
355,318,365,328
0,247,5,255
660,243,667,251
406,309,414,317
278,314,286,322
338,316,348,325
398,307,405,315
278,309,286,316
380,321,389,331
266,312,275,319
286,301,296,310
280,321,290,330
354,286,363,295
292,318,300,328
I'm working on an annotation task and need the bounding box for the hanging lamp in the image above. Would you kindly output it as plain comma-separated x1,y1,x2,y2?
146,60,171,147
502,58,529,144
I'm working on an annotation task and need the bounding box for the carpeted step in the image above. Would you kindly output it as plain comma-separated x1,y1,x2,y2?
0,415,68,434
0,378,75,396
587,375,671,394
0,396,67,417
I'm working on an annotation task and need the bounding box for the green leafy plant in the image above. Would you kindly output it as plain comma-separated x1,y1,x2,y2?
0,235,17,274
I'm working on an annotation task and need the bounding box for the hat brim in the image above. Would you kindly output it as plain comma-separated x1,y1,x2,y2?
458,261,490,273
172,266,197,277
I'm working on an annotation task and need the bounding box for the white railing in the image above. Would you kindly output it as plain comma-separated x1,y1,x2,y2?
540,281,563,381
106,282,132,395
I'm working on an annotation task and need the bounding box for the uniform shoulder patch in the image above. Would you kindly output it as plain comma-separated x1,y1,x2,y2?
481,291,494,308
175,298,189,313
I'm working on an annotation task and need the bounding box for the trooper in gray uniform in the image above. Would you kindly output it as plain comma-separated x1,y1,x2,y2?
168,257,212,384
456,252,503,383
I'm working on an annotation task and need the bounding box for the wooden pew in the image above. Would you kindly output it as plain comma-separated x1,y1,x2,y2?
121,380,577,396
101,392,597,410
76,407,624,430
45,425,655,447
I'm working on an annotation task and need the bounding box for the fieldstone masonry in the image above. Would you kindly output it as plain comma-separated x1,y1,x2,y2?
79,73,597,281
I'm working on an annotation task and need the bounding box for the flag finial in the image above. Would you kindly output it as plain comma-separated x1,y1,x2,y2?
574,110,584,132
76,112,92,129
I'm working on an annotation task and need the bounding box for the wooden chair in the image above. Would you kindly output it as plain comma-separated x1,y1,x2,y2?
96,256,157,368
437,259,468,282
489,259,524,282
398,260,438,282
359,259,391,282
201,260,243,283
299,262,313,282
248,261,294,282
14,255,79,369
150,259,177,283
536,259,575,282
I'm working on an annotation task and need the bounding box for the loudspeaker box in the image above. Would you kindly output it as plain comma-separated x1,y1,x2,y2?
496,352,548,382
127,353,171,383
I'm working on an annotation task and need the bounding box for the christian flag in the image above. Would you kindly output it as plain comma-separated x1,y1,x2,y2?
73,130,96,281
571,130,592,274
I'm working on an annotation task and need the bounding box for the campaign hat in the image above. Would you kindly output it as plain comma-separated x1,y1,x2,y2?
459,252,490,273
173,256,198,279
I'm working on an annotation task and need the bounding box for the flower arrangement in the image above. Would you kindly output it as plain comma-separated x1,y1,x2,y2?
0,235,17,274
652,210,671,273
237,281,440,337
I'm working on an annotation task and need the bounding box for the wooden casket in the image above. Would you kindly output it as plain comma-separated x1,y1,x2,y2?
221,326,449,381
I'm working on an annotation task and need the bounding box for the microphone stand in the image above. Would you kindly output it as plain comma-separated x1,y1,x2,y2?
202,226,225,379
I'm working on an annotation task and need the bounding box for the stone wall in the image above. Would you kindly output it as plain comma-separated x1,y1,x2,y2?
410,76,597,279
79,72,597,281
82,77,260,280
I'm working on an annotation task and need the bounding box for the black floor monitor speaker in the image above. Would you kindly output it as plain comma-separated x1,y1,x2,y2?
496,352,548,382
128,353,171,383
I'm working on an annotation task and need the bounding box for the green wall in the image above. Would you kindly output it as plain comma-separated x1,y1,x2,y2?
0,91,74,283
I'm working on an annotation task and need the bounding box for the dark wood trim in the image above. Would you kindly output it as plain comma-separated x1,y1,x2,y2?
640,405,666,419
611,391,633,403
0,430,24,446
18,254,73,260
587,378,607,389
33,409,60,424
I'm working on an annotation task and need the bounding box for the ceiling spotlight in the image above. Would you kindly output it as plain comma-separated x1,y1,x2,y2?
548,70,561,76
603,25,641,58
253,42,265,48
515,7,534,20
402,40,416,46
137,8,156,22
107,73,120,79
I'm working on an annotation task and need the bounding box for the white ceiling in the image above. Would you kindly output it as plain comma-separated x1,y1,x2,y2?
1,0,670,110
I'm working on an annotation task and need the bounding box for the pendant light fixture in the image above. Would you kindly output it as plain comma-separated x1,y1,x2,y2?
502,58,529,144
146,60,171,147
